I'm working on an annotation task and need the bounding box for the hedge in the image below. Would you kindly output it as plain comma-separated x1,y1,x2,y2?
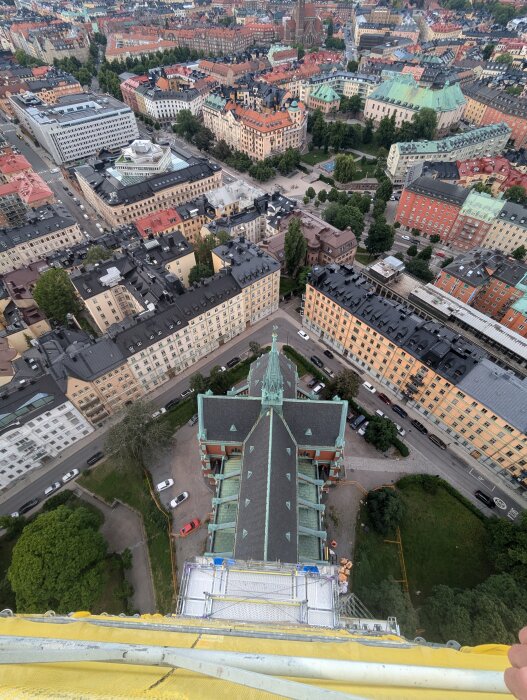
319,174,335,186
283,345,325,381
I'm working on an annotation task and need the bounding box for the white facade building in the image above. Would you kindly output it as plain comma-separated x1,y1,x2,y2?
9,91,139,165
0,376,93,491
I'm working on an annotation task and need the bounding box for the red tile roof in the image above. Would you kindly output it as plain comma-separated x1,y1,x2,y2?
0,153,31,176
135,208,182,237
0,171,53,205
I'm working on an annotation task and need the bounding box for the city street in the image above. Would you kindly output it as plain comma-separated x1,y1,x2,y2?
1,311,523,523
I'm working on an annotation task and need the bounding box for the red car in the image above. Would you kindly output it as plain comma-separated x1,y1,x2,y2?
378,393,392,405
180,518,201,537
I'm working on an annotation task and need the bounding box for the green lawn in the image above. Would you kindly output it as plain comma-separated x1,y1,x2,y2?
79,458,174,613
301,149,331,166
355,247,376,265
352,480,493,607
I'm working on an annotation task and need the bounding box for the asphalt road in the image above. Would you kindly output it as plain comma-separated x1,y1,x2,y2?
0,119,106,241
1,313,523,522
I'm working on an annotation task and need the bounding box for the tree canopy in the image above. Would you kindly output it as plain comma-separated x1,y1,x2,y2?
8,506,107,613
504,185,527,204
365,217,394,255
33,268,81,324
364,417,398,452
405,258,435,283
105,400,172,465
326,369,360,402
284,218,307,277
512,245,526,261
85,245,112,265
366,487,404,536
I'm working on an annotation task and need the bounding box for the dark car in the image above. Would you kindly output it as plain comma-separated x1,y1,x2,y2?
474,490,495,509
310,355,323,368
392,405,408,419
165,398,180,410
307,377,318,389
226,356,240,368
411,419,428,435
19,498,40,515
350,414,367,430
87,451,104,466
323,349,334,359
428,434,447,450
378,393,392,406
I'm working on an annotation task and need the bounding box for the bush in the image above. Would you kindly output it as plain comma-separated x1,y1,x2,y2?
392,437,409,457
319,174,335,186
366,488,404,536
42,491,74,511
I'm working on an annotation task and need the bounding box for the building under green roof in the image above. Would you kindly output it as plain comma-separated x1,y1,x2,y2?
368,73,466,113
459,190,505,223
310,83,341,104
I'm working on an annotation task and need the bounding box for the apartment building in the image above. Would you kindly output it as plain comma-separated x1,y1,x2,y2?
41,329,143,427
484,200,527,254
0,205,83,274
364,74,466,132
75,146,222,228
0,374,93,491
448,191,505,252
203,94,307,160
72,235,196,332
303,264,527,488
0,171,54,225
30,74,82,105
462,82,527,149
211,237,280,325
9,92,139,165
386,122,511,186
203,201,268,244
434,250,527,320
9,21,90,63
297,72,380,106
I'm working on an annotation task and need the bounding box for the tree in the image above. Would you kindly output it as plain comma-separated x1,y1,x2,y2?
173,109,201,140
284,218,307,277
495,52,513,65
406,244,418,257
347,59,358,73
334,154,356,183
504,185,527,204
189,372,208,395
429,234,440,244
249,162,275,181
365,217,394,255
305,186,316,200
85,245,112,265
33,268,81,324
410,108,437,140
105,400,172,465
405,258,434,282
365,577,418,638
318,189,327,203
188,263,212,285
376,178,393,202
209,365,231,395
441,256,454,268
366,487,404,536
416,245,433,261
473,181,493,194
362,119,374,145
512,245,526,260
326,18,334,37
347,94,363,115
296,266,311,293
323,203,364,235
482,44,495,60
327,369,360,402
249,341,261,356
310,109,327,148
194,126,214,151
375,115,397,149
8,506,107,613
364,417,398,452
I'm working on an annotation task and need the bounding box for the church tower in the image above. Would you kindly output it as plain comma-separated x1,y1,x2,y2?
295,0,305,45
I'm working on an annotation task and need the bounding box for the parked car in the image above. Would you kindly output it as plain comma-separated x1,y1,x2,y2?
435,251,446,258
180,388,195,399
297,330,310,341
350,414,367,430
188,414,198,426
87,451,104,466
312,382,326,394
428,434,447,449
323,349,334,359
62,468,80,483
171,492,189,510
392,405,408,419
307,377,318,388
44,481,62,497
358,421,369,437
226,356,240,368
179,517,200,536
151,407,167,419
474,490,495,509
18,498,40,515
165,398,180,411
410,419,428,435
401,235,410,241
375,409,385,419
362,381,376,394
310,355,323,368
395,424,406,437
378,393,392,405
322,366,335,379
156,479,174,493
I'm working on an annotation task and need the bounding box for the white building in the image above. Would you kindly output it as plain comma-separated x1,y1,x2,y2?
9,91,139,165
113,140,173,178
0,375,93,491
386,122,512,186
139,85,210,121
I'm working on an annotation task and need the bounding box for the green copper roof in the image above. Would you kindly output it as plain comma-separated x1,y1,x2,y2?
395,122,511,155
204,94,227,111
459,191,505,223
369,73,466,112
261,328,284,410
310,83,341,103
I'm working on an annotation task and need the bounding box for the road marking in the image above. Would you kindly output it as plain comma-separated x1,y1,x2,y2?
507,508,519,521
493,497,507,510
468,468,495,492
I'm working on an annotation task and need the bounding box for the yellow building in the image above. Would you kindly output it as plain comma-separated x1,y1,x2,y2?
482,201,527,255
304,265,527,486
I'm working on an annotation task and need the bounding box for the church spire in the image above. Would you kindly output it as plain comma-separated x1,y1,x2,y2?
261,327,283,411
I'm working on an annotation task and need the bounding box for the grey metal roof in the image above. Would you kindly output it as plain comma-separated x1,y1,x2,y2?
282,399,345,447
457,359,527,433
247,353,297,399
234,409,298,562
406,176,469,206
212,238,280,288
200,395,262,443
0,374,67,436
0,205,76,252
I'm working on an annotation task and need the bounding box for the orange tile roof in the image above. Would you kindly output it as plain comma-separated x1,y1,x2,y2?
135,208,182,237
0,171,53,205
0,153,31,176
230,103,297,132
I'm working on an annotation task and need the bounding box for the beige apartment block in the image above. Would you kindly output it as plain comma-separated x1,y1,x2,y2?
483,202,527,255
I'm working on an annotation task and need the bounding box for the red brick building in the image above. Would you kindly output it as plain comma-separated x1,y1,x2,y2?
395,177,467,240
462,82,527,149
